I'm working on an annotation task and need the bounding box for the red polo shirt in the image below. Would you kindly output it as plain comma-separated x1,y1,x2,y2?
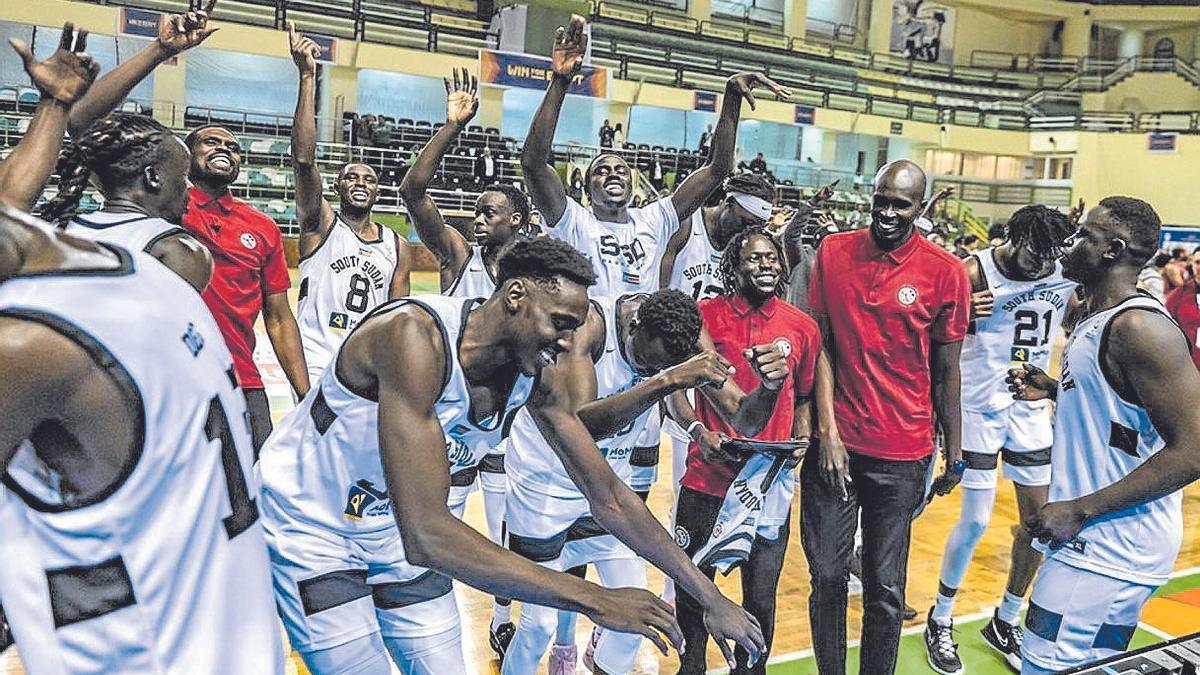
681,294,821,497
809,229,969,461
183,186,291,389
1166,280,1200,372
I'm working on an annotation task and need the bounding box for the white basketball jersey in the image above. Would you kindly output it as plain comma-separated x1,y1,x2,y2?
258,295,534,537
506,294,652,497
447,246,496,298
298,218,403,379
0,246,282,674
961,248,1077,412
665,210,724,301
1042,294,1181,586
548,197,679,296
63,210,186,254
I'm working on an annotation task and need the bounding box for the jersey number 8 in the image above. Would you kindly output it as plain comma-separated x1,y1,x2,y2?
346,274,371,314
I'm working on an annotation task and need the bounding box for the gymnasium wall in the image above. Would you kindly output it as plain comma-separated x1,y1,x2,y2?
1082,72,1200,115
6,0,1200,226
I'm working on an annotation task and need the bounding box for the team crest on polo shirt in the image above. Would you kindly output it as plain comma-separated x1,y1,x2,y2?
239,232,258,250
674,525,690,549
897,285,919,306
773,338,792,358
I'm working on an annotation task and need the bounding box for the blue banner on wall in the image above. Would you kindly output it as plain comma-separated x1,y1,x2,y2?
1161,226,1200,250
119,7,162,39
308,35,338,64
479,49,608,98
1148,132,1177,153
794,104,815,125
694,91,717,112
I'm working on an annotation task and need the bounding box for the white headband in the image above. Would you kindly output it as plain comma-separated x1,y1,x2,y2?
730,192,772,221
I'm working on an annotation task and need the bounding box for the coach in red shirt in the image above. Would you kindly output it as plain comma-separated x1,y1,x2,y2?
1166,269,1200,372
803,160,970,675
184,125,309,453
672,225,820,674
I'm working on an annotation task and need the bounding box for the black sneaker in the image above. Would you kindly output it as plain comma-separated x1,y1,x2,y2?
489,621,515,663
980,610,1023,672
902,601,919,621
924,609,963,675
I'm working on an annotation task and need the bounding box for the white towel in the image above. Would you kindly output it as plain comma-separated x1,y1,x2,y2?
691,452,797,574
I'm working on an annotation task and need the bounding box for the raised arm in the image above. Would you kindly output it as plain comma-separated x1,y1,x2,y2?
398,68,475,280
287,22,333,252
0,26,98,211
657,220,691,290
1030,309,1200,546
519,16,588,227
69,1,218,136
780,203,815,267
376,314,683,653
528,366,766,668
670,72,790,223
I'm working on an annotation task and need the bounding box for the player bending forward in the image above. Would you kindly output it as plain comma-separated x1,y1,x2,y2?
256,237,765,674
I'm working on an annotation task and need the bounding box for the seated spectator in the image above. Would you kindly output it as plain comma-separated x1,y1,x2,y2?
748,152,768,175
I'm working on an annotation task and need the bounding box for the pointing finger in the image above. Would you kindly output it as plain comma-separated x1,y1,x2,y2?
288,20,297,40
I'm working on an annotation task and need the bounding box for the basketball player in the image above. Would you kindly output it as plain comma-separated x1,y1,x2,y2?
399,67,531,653
502,288,788,675
401,67,529,299
289,23,411,382
0,204,283,674
1007,197,1200,674
38,112,213,293
520,15,790,297
0,22,98,659
924,205,1077,675
62,0,310,448
256,238,764,674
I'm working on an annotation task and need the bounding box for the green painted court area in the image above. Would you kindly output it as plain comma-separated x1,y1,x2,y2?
759,571,1200,674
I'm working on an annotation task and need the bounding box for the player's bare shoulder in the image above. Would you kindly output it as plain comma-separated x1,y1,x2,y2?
338,302,449,398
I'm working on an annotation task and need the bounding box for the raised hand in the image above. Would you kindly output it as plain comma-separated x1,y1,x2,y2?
551,15,588,78
744,343,788,391
665,350,733,390
584,586,683,656
1006,363,1057,402
1068,198,1086,226
158,0,219,55
10,23,99,106
443,66,479,126
703,595,766,670
726,72,792,111
288,21,321,75
810,179,840,205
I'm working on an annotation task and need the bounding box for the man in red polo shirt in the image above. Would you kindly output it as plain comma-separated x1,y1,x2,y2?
1165,246,1200,372
670,225,820,674
184,125,309,453
804,159,969,675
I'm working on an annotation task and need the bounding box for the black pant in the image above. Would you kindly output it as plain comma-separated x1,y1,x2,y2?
243,388,273,460
800,449,930,675
675,487,789,675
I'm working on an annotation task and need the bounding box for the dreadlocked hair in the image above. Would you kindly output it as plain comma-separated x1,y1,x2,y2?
37,112,175,226
636,289,702,365
718,224,788,298
496,237,595,290
724,173,776,203
1005,204,1074,260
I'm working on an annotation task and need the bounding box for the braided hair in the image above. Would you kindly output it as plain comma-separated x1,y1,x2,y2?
718,224,788,298
38,113,176,225
1005,204,1074,262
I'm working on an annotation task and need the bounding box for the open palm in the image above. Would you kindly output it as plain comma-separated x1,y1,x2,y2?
10,23,98,105
443,67,479,125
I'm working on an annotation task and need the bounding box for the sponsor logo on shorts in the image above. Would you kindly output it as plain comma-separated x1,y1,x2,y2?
674,526,690,549
240,232,258,250
344,479,391,520
329,312,350,330
1063,537,1086,554
897,285,918,306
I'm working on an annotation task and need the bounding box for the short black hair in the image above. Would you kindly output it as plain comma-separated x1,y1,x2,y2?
183,124,235,151
724,173,776,204
1098,196,1161,267
636,289,702,365
482,183,530,227
1006,204,1073,259
987,223,1007,241
718,225,788,298
496,238,595,290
